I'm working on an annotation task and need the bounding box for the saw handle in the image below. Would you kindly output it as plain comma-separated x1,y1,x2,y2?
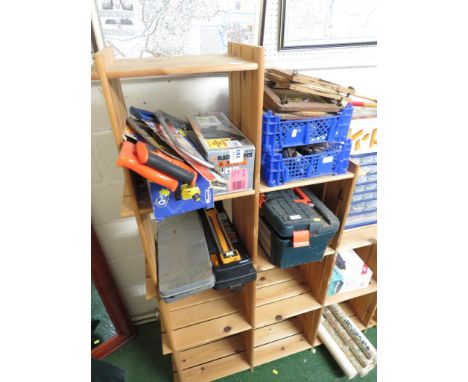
116,141,179,192
136,142,197,186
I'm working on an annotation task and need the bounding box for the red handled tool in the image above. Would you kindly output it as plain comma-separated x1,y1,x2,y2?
292,187,314,206
116,141,179,192
136,141,197,186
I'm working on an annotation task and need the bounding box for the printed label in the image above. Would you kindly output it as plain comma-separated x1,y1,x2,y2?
229,148,244,164
196,116,222,127
206,138,231,148
229,168,248,191
313,217,321,222
291,128,297,138
289,215,302,220
322,156,334,164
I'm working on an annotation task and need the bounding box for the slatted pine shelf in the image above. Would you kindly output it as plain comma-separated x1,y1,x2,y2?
121,184,256,218
162,289,250,354
93,41,377,382
339,224,377,251
324,278,377,306
92,54,258,80
255,266,320,328
256,245,334,273
258,172,354,193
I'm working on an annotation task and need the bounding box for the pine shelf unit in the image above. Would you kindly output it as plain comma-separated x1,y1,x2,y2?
93,42,377,382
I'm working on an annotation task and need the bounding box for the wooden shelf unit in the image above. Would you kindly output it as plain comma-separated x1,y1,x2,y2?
93,42,377,382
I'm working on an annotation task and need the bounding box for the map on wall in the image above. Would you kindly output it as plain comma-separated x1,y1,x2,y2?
281,0,377,49
92,0,262,58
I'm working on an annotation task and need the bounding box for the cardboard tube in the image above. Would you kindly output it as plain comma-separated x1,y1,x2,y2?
318,319,358,379
322,317,374,377
323,308,372,368
329,304,378,361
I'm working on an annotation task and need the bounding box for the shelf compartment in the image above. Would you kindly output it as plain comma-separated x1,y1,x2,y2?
168,288,232,312
254,318,303,347
161,290,248,354
182,351,250,382
171,311,251,351
324,279,377,306
255,267,321,328
339,224,377,251
170,292,244,330
179,334,245,370
256,245,334,273
121,184,255,217
259,172,354,193
94,54,258,79
254,318,311,367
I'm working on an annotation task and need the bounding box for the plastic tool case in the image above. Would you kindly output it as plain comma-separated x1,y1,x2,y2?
259,188,339,269
201,202,257,290
157,211,215,303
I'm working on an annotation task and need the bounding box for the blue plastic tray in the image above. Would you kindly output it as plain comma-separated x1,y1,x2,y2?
261,140,352,187
262,104,353,154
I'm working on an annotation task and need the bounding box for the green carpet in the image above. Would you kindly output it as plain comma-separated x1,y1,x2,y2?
104,321,377,382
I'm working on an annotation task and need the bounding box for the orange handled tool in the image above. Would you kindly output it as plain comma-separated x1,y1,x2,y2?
293,187,313,206
116,141,179,192
136,141,197,186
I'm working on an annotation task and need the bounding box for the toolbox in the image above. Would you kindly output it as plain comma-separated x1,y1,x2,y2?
259,188,339,269
201,202,257,290
157,211,215,303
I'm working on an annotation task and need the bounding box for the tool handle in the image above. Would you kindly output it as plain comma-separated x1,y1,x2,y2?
136,142,197,186
116,141,179,192
293,187,311,204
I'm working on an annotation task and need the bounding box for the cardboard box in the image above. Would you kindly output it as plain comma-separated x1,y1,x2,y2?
328,249,373,296
186,112,255,195
148,175,214,222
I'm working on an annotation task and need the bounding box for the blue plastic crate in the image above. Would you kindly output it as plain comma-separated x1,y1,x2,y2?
261,140,352,187
262,104,353,154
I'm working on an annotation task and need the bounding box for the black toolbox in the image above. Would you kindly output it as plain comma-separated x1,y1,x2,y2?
201,202,257,291
259,188,339,269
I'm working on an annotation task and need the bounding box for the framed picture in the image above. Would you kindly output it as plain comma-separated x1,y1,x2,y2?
91,0,265,58
279,0,377,50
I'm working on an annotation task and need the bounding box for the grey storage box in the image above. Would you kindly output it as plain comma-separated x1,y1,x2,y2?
157,211,215,303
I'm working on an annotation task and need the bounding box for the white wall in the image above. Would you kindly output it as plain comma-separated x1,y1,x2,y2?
91,66,377,319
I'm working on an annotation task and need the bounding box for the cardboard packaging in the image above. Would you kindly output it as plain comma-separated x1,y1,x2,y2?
186,112,255,195
148,175,214,222
327,249,373,296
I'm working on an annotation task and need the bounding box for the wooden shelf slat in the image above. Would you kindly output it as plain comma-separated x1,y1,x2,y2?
172,311,251,351
120,185,255,217
254,333,311,367
182,352,250,382
179,334,245,370
214,189,255,201
100,54,258,79
259,172,354,193
169,288,231,312
257,245,334,273
171,292,244,330
339,224,377,251
256,293,321,328
254,318,303,347
256,267,301,288
257,278,310,307
324,278,377,306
